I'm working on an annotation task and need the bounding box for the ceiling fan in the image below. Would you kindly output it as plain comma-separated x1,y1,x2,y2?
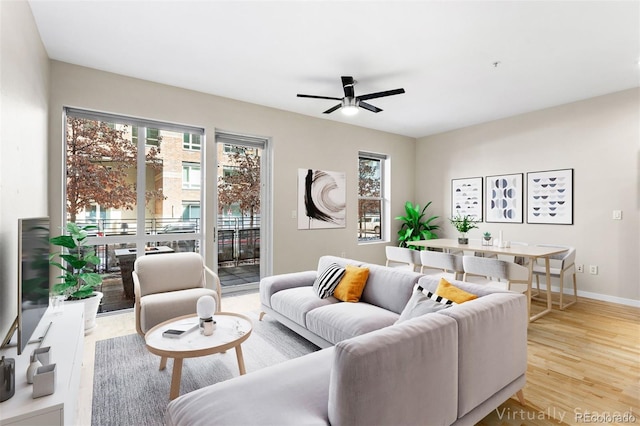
297,76,405,115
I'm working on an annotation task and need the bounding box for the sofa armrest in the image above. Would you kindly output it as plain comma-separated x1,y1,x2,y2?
260,270,318,308
328,313,459,426
438,292,528,418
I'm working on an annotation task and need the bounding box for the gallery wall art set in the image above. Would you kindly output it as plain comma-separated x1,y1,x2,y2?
452,168,573,225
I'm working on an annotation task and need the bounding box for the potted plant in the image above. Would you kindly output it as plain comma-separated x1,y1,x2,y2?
49,222,103,333
395,201,439,250
449,214,479,244
483,231,492,246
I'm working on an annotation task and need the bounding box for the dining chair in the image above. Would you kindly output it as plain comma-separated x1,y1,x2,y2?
419,250,464,280
385,246,420,272
462,255,531,317
532,245,577,310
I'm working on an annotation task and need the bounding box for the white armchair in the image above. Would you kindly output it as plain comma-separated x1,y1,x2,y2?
133,252,222,336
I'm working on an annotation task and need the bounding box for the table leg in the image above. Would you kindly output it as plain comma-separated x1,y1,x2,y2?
159,356,167,371
235,344,246,375
529,257,553,321
169,358,183,400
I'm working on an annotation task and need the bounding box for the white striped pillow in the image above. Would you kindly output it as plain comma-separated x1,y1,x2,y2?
313,263,346,299
416,285,457,305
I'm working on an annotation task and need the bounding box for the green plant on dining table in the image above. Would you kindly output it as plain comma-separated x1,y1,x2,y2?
395,201,439,249
49,222,103,300
449,214,479,238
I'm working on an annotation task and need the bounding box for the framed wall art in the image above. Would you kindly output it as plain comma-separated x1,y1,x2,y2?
297,168,346,229
451,177,483,221
485,173,523,223
527,168,574,224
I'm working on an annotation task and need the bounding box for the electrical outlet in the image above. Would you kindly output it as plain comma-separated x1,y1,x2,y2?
340,251,346,258
577,264,584,273
612,210,622,220
589,265,598,275
291,210,297,219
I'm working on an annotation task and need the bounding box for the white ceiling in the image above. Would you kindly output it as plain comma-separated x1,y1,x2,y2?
29,1,640,138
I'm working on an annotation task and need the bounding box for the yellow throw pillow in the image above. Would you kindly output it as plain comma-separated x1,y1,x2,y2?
436,278,478,304
333,265,370,302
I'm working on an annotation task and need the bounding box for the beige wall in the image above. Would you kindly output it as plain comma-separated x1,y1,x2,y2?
416,89,640,304
47,61,416,276
0,0,50,343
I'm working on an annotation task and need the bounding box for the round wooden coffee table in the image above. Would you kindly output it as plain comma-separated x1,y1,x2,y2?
145,312,253,400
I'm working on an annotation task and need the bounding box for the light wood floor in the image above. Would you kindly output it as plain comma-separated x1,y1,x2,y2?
78,292,639,426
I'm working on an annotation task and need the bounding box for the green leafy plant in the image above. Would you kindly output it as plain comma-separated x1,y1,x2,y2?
395,201,439,249
483,231,492,239
49,222,102,300
449,214,479,236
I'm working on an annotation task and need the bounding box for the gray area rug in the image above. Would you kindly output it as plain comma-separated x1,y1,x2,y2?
91,313,319,426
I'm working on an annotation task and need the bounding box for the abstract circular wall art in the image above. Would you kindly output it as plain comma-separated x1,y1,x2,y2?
485,173,523,223
298,168,346,229
527,169,574,224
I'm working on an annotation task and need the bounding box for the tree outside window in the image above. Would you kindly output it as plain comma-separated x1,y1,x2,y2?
217,146,261,227
358,154,385,241
65,117,164,223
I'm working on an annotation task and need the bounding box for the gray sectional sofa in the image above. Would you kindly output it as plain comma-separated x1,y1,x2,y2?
259,255,424,348
165,255,528,426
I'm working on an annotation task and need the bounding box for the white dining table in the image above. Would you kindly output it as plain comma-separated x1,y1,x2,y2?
409,239,568,322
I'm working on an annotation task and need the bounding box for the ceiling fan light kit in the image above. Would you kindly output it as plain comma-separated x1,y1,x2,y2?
341,98,359,115
298,76,405,116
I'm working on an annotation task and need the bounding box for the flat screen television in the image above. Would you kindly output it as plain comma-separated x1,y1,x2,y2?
16,217,50,355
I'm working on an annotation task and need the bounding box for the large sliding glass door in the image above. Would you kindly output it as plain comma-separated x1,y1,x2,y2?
64,109,204,312
215,132,268,293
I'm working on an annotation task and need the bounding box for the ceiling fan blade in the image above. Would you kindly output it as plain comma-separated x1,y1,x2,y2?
297,94,342,101
341,76,355,98
357,88,405,101
358,101,382,113
323,104,342,114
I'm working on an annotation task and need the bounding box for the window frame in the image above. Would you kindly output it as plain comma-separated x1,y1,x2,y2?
358,151,388,243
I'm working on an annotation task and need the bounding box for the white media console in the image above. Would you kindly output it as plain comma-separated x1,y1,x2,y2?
0,304,84,426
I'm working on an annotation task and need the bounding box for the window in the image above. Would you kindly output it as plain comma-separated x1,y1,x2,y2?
358,152,386,242
132,126,160,146
182,162,201,189
182,202,200,220
183,133,201,150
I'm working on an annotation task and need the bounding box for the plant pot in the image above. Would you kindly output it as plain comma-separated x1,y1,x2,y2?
458,237,469,244
64,291,103,335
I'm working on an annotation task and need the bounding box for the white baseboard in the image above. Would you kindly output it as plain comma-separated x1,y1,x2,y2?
535,284,640,308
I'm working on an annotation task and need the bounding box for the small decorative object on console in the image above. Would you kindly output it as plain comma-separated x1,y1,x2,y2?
26,351,42,384
0,356,15,402
32,364,56,399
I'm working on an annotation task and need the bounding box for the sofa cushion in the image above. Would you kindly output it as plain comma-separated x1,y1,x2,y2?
396,289,451,323
333,265,369,302
418,275,509,298
260,270,318,309
313,263,346,299
271,287,338,327
436,278,478,304
306,302,398,344
166,348,334,426
317,255,364,273
328,312,459,426
358,263,422,314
